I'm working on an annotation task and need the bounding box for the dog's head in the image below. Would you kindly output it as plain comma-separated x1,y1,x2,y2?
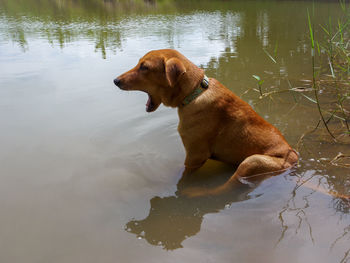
114,49,204,112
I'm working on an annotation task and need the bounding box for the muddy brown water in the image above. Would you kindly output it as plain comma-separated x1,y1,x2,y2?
0,1,349,262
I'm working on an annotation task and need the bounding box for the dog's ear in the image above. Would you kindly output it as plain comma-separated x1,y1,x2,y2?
165,57,186,87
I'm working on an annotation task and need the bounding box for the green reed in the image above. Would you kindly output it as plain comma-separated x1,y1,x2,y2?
295,2,350,143
307,8,337,140
311,1,350,139
250,2,350,144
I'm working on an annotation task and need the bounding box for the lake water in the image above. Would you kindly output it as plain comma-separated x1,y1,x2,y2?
0,1,349,262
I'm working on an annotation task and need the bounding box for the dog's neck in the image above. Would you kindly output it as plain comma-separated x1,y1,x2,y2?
173,66,206,108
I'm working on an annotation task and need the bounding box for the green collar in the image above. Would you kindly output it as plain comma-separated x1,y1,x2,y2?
181,75,209,106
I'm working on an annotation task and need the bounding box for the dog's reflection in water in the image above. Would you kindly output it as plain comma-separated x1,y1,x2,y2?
125,160,266,250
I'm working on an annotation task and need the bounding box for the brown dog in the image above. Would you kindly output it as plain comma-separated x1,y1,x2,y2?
114,49,298,197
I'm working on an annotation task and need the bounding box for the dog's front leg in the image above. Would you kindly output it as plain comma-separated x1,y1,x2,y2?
176,145,210,195
182,143,210,176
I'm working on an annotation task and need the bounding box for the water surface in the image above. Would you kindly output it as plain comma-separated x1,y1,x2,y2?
0,1,349,263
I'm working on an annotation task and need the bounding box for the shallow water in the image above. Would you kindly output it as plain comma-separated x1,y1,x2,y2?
0,1,349,262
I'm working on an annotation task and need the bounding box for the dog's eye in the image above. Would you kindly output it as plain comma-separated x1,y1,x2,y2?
139,63,149,71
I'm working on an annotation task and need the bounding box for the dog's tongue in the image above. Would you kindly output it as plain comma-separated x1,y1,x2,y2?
146,95,153,112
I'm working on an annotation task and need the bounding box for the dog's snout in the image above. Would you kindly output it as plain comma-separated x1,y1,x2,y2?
113,78,121,87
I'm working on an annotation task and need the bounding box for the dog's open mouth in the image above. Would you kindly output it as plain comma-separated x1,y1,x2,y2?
146,93,156,112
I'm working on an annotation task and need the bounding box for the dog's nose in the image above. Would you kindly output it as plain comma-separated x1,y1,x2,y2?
113,78,121,87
